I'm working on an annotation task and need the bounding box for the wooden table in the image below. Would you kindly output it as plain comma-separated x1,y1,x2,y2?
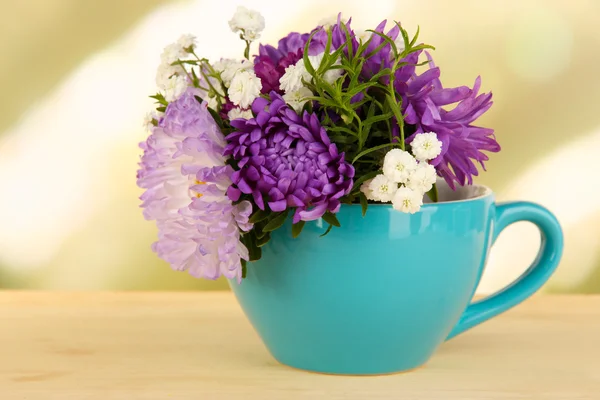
1,292,599,399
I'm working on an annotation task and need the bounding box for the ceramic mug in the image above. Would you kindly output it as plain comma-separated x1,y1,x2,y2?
230,183,564,375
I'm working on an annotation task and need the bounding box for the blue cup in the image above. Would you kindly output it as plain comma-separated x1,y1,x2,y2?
230,184,564,375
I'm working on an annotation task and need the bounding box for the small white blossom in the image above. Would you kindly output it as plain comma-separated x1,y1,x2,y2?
156,62,180,89
160,43,186,65
383,148,418,184
177,34,197,51
368,174,397,202
392,186,423,214
164,75,189,102
355,29,372,44
317,14,348,29
394,36,406,54
360,179,377,201
228,6,265,41
280,63,311,93
283,87,313,113
229,70,262,108
143,111,159,132
227,107,254,121
407,162,437,193
307,52,343,84
411,132,443,161
214,58,253,88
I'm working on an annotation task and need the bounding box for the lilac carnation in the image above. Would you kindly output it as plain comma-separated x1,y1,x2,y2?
224,92,355,223
137,89,252,282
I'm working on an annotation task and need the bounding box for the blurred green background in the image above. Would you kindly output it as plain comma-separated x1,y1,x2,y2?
1,0,598,293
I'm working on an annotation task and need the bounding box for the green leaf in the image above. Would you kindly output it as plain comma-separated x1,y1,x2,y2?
352,143,397,164
410,25,420,47
366,30,398,59
150,93,168,106
156,106,166,113
291,221,306,238
256,232,271,247
322,212,341,227
262,209,290,232
249,209,271,224
207,106,224,129
359,192,369,217
303,31,321,76
319,224,334,237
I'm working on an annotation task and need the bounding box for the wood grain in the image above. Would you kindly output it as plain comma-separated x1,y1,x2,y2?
1,292,599,399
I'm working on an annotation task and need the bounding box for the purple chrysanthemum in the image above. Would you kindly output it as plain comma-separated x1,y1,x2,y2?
137,89,252,281
224,92,355,223
399,54,499,188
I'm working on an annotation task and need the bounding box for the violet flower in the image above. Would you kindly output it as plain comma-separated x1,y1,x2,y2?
399,54,500,188
224,92,355,222
137,89,252,282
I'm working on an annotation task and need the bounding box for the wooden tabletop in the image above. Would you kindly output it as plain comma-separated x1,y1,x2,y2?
1,292,599,399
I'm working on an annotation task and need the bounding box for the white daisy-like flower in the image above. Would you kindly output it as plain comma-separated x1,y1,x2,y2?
227,107,253,121
280,63,311,93
228,70,262,108
410,132,443,161
177,34,197,51
214,59,253,88
368,174,397,202
164,75,189,102
283,87,313,113
383,148,418,183
392,186,423,214
360,179,377,201
228,6,265,41
407,162,437,193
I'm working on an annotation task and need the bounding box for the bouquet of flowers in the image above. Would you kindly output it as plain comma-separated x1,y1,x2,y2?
137,7,499,281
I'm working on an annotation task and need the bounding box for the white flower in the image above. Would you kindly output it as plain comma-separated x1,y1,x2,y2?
283,87,313,113
307,52,343,84
355,29,372,44
383,148,418,183
410,132,443,161
392,186,423,214
164,75,189,102
177,34,197,51
228,6,265,41
228,70,262,108
143,112,159,132
160,43,186,65
214,58,253,88
280,63,311,93
227,107,253,121
407,162,437,193
368,174,397,202
394,36,406,54
360,179,377,201
317,14,348,29
156,62,180,89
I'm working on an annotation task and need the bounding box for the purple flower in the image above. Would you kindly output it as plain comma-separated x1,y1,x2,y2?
254,33,308,94
137,89,252,282
399,54,500,188
224,92,355,223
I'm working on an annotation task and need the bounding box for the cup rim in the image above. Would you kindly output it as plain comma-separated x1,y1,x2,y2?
349,183,494,208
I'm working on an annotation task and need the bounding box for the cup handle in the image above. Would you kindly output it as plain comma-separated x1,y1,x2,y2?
446,201,564,340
